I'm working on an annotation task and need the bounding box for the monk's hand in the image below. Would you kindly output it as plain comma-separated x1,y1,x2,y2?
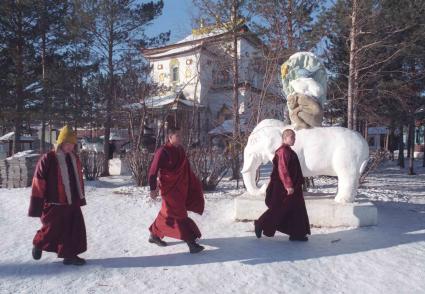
150,189,159,199
287,187,294,195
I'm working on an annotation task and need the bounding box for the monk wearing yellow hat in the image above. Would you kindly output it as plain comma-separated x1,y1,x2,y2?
28,125,87,265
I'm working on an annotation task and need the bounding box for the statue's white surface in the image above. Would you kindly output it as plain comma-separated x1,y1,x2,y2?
241,119,369,203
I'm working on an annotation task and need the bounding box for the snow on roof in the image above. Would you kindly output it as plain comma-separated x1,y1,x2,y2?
6,150,39,160
208,119,247,135
0,132,36,142
122,92,203,110
99,133,126,141
176,28,227,44
147,44,202,59
0,132,15,141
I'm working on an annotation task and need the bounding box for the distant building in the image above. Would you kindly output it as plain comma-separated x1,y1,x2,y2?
0,132,37,158
136,22,284,146
367,127,388,150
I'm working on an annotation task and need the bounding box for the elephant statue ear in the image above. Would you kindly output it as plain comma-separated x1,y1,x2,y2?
281,52,328,105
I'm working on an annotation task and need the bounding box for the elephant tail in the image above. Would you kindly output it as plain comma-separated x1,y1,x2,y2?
359,159,368,175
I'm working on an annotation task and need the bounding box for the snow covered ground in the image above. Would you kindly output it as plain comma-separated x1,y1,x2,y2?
0,160,424,294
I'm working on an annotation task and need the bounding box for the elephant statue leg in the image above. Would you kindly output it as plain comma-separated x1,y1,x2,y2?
335,171,359,203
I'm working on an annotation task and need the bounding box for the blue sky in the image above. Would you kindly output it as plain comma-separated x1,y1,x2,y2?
142,0,330,54
144,0,195,44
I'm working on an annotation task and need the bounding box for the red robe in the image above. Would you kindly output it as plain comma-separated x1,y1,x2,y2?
29,151,87,258
148,143,204,241
255,144,311,238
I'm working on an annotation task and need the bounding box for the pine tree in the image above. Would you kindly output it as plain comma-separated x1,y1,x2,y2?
0,0,38,154
79,0,167,176
33,0,71,152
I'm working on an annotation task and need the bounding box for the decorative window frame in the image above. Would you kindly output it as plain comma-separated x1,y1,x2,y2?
169,59,180,83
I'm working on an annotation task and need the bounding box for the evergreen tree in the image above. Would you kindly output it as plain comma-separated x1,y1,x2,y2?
0,0,39,153
79,0,167,176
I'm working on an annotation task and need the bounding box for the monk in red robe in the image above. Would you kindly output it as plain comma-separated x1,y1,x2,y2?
255,129,311,241
29,126,87,265
148,127,205,253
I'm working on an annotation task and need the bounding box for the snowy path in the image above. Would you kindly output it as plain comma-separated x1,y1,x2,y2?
0,161,424,294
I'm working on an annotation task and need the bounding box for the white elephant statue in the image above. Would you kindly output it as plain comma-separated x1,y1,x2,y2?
241,119,369,203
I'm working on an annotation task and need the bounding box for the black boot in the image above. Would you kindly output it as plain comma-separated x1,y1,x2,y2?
63,256,86,266
254,221,262,239
32,246,42,260
186,240,204,254
149,234,167,247
289,235,309,242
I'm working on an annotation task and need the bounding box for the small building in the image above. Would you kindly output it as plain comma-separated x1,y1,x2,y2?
367,127,388,150
0,132,37,158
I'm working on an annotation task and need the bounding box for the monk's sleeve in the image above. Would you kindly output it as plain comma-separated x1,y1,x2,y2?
277,148,294,190
28,154,49,217
148,148,167,191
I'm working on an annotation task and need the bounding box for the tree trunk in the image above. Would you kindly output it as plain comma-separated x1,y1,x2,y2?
13,6,24,155
364,120,368,139
353,105,358,131
231,0,241,183
408,121,415,175
40,1,48,154
398,125,404,168
422,126,425,167
347,0,358,130
102,23,114,176
40,32,47,153
136,106,146,150
407,121,412,158
384,131,389,150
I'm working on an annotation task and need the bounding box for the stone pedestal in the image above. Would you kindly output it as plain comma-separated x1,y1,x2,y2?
234,192,378,227
109,158,130,176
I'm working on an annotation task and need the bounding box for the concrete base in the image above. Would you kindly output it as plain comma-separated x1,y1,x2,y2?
109,158,131,176
234,192,378,227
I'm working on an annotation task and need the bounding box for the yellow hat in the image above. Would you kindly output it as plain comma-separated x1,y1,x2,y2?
56,125,77,146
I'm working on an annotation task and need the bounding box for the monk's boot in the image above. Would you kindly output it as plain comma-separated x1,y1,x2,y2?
289,235,309,242
187,240,204,254
149,234,167,247
254,221,262,239
32,246,42,260
63,256,86,266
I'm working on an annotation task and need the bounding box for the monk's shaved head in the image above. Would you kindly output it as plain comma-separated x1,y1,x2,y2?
282,129,296,146
167,127,182,146
167,127,181,136
282,129,295,138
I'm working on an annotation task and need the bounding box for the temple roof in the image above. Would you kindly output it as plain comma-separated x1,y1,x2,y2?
142,24,262,60
123,91,204,111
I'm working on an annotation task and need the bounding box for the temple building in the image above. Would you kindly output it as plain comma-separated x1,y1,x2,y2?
137,22,284,146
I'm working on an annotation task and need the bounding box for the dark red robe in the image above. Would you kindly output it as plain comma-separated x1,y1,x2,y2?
148,143,204,242
30,152,87,258
255,144,311,238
